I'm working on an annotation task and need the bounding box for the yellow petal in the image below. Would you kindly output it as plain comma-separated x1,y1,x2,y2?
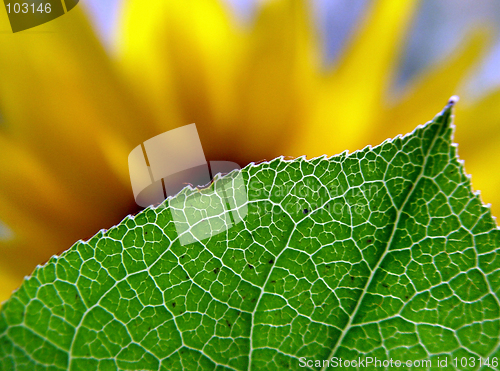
0,133,136,297
379,31,490,144
0,8,147,297
0,134,88,224
0,6,151,186
117,0,242,137
0,194,67,303
454,89,500,218
0,268,23,305
225,0,319,161
289,0,419,158
118,0,321,165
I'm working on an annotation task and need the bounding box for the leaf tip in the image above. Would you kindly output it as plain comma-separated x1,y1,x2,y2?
442,95,459,118
448,95,460,106
434,96,459,135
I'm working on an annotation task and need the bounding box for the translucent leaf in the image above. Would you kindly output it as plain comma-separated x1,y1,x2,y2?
1,102,499,370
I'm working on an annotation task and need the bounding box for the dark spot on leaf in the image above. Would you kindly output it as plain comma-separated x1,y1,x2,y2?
350,276,354,281
367,239,372,243
405,296,409,299
269,259,274,264
172,302,176,308
226,320,231,328
181,255,185,259
271,280,276,283
213,268,219,274
326,265,330,269
303,209,309,214
248,264,254,269
186,276,189,280
251,298,256,302
382,284,389,288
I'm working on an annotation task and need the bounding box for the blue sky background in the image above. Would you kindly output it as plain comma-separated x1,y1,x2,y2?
82,0,500,101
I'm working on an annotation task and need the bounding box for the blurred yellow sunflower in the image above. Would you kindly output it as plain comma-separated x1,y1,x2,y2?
0,0,499,302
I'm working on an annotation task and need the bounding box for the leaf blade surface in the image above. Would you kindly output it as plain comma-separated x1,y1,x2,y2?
1,104,499,371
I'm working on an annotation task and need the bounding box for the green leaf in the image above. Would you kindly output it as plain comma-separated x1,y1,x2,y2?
1,102,499,371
